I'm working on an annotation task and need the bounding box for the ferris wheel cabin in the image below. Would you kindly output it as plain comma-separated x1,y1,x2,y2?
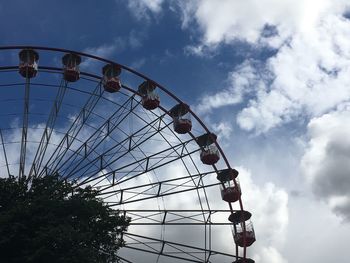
102,64,122,93
217,168,241,202
196,133,220,165
62,53,81,82
169,103,192,134
233,221,256,247
138,80,160,110
18,49,39,78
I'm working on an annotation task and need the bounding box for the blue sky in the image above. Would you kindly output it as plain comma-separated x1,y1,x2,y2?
1,0,350,262
0,0,254,100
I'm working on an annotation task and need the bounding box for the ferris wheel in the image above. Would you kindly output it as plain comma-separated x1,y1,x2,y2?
0,46,256,263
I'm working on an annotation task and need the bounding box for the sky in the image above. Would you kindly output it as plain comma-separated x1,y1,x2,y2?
1,0,350,262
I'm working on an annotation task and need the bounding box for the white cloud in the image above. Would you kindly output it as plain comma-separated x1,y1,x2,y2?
81,42,121,71
195,59,267,114
84,43,119,61
177,0,350,45
130,58,146,69
184,43,217,57
254,246,288,263
237,167,289,262
301,104,350,221
127,0,164,20
284,194,350,263
237,14,350,132
190,13,350,133
211,121,233,140
176,1,350,133
81,31,145,71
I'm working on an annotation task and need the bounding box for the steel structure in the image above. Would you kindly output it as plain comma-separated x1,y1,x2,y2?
0,46,255,263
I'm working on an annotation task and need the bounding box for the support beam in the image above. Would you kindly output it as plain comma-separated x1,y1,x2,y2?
19,77,30,178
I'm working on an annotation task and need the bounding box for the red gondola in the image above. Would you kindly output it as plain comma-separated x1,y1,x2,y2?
221,184,241,202
19,49,39,78
234,221,256,247
102,64,121,93
200,147,220,165
62,53,81,82
196,133,220,165
169,103,192,134
217,168,241,202
138,80,160,110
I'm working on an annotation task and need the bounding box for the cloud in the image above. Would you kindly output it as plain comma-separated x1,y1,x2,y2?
254,246,288,263
191,13,350,133
126,0,164,20
211,121,233,140
130,58,146,69
237,14,350,132
237,167,288,262
301,104,350,221
0,123,65,178
84,43,119,61
195,59,268,114
175,1,350,133
81,42,121,71
81,31,145,71
183,43,218,57
176,0,350,45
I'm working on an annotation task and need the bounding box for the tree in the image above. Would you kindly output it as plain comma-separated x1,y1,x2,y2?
0,175,130,263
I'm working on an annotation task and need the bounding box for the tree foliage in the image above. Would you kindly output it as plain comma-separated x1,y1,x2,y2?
0,175,130,263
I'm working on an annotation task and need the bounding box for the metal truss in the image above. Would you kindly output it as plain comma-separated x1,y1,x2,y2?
123,233,238,262
102,171,220,206
122,209,235,225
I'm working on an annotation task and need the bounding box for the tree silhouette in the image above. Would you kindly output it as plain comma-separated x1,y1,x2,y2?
0,175,130,263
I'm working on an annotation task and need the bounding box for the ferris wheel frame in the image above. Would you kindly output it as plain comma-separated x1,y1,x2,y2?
0,46,255,263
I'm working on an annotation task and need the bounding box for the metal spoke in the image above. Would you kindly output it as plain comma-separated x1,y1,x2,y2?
19,76,30,178
61,112,169,182
38,82,104,177
53,95,139,177
0,129,11,177
29,79,68,177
